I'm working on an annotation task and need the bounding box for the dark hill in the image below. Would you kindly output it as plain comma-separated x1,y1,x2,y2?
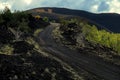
29,7,120,33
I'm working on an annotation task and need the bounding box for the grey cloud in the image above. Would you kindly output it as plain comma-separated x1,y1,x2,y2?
98,1,110,12
79,0,99,11
0,0,120,13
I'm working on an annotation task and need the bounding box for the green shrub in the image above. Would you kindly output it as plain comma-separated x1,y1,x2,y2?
82,24,120,54
43,17,49,22
18,19,31,33
0,45,14,55
34,29,43,37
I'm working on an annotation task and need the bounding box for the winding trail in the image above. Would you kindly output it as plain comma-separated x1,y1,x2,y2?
38,23,120,80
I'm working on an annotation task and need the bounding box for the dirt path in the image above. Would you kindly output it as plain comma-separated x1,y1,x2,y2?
38,23,120,80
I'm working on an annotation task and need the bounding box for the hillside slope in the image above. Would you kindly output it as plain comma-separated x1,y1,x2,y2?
0,8,120,80
29,7,120,33
39,23,120,80
0,11,81,80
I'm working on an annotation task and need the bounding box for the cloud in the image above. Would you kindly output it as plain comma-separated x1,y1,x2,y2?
10,0,33,10
0,0,33,11
24,0,32,5
0,1,11,10
107,0,120,13
98,1,110,12
0,0,120,14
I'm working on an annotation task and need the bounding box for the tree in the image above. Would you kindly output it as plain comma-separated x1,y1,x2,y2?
0,14,4,24
1,6,12,26
3,6,11,13
81,23,120,53
43,17,49,22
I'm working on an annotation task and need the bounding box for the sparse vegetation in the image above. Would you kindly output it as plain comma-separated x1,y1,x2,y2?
58,19,120,54
0,45,14,55
34,29,43,37
26,37,40,50
34,15,41,19
81,24,120,54
43,17,49,22
52,19,120,66
0,7,82,80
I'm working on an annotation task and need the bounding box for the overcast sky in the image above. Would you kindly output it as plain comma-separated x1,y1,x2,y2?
0,0,120,14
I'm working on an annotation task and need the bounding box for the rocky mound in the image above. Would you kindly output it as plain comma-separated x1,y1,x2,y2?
0,11,80,80
0,52,79,80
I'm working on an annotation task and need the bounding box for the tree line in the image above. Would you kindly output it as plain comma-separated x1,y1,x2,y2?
81,23,120,54
59,18,120,54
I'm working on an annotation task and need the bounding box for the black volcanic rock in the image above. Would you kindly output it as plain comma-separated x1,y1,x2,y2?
0,52,77,80
28,16,50,30
0,25,15,44
12,41,34,54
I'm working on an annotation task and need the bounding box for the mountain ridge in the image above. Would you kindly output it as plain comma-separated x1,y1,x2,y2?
28,7,120,33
